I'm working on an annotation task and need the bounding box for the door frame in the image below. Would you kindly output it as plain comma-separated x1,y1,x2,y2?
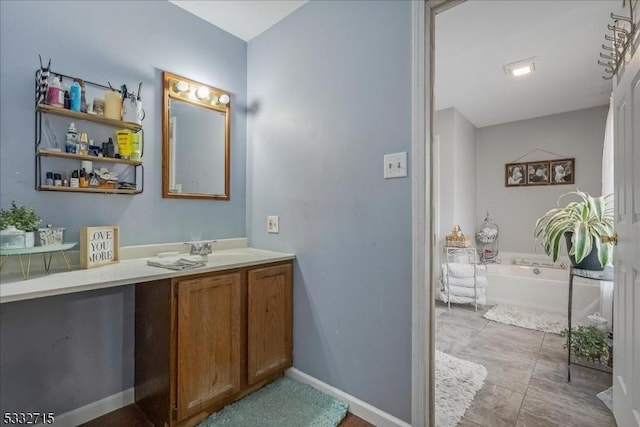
411,1,465,426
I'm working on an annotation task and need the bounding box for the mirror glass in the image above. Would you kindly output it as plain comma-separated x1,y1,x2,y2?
162,72,230,199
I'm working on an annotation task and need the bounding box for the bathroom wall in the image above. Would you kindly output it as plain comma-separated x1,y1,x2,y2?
0,0,247,246
0,1,246,417
476,105,607,254
435,107,478,242
247,1,412,421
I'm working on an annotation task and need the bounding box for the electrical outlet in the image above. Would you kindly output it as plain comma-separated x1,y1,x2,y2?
383,152,408,179
267,216,279,234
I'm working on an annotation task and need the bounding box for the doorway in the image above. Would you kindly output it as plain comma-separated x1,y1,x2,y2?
424,1,628,425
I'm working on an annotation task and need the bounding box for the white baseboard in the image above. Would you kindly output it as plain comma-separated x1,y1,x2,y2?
51,388,134,427
285,368,411,427
51,370,409,427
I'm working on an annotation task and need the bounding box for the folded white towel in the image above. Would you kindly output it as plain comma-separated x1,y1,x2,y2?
442,263,486,278
441,276,488,288
441,284,485,298
147,255,207,270
438,290,485,305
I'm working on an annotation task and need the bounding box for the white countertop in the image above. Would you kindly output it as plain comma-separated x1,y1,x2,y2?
0,247,294,304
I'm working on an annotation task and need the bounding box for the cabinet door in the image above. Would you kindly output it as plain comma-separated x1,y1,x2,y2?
247,263,293,385
176,272,241,422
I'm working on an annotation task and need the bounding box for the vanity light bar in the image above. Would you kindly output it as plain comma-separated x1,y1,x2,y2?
169,76,230,108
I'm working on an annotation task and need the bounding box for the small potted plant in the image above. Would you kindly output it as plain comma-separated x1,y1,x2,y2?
561,325,610,366
0,201,41,247
534,191,614,271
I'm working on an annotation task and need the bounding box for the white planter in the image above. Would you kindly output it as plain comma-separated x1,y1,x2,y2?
0,226,26,248
24,231,35,248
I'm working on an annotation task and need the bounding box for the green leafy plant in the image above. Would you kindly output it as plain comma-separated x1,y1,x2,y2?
534,191,614,267
561,325,609,364
0,201,41,232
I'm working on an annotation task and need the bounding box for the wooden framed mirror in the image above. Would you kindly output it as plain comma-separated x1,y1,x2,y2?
162,71,230,200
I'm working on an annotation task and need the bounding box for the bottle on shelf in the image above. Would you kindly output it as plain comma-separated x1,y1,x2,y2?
79,168,88,188
70,170,79,188
65,122,78,153
102,137,115,158
116,130,132,159
64,88,71,109
46,76,64,108
131,133,141,161
78,132,89,155
75,79,88,113
70,81,81,112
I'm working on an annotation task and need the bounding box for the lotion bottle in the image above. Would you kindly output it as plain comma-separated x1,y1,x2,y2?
70,82,81,112
46,77,64,107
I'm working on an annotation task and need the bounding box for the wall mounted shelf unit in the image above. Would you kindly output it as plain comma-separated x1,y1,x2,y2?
35,70,144,195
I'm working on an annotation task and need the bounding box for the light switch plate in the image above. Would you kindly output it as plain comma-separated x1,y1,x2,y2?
267,216,279,233
384,152,408,179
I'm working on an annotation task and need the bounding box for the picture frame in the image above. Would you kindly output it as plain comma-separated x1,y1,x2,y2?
505,162,527,186
549,158,575,185
80,226,120,269
526,161,550,185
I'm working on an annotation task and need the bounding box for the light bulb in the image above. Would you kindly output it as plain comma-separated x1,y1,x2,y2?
218,94,230,104
196,86,210,99
175,81,189,92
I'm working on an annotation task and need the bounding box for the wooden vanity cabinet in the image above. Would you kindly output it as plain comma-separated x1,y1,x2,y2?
247,264,293,385
175,272,242,422
135,261,292,427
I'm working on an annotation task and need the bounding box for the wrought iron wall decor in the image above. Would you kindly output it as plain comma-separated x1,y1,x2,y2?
598,0,639,80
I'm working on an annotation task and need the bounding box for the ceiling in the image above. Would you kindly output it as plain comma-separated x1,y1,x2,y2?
170,0,618,128
169,0,308,41
435,1,618,128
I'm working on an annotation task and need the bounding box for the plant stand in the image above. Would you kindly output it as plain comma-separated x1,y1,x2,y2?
567,265,614,381
0,242,77,279
569,355,613,374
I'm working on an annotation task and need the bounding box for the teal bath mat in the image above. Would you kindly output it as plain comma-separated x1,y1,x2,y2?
198,377,348,427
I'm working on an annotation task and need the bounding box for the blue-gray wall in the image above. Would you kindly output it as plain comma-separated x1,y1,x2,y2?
0,0,246,417
0,0,246,245
247,1,413,421
1,0,415,422
0,288,134,418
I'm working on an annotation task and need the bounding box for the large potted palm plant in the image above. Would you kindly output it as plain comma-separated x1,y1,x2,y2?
534,191,614,271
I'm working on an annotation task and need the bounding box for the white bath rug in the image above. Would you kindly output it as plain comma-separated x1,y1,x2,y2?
483,304,567,334
597,386,613,413
435,350,487,427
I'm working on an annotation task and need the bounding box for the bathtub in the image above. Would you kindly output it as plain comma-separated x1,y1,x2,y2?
484,252,602,316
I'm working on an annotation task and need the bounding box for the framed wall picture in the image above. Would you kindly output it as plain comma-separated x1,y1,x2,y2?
549,158,575,185
526,161,550,185
505,163,527,186
80,226,120,269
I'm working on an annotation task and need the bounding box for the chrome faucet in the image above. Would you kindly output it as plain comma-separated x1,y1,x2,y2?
185,241,213,256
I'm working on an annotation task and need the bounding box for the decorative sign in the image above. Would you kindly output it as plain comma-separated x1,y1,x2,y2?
80,226,120,269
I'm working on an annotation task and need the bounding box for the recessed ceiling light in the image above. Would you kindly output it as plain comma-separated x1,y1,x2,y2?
512,65,532,76
504,57,536,78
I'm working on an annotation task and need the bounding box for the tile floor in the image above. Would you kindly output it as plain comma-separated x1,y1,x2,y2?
436,303,616,427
